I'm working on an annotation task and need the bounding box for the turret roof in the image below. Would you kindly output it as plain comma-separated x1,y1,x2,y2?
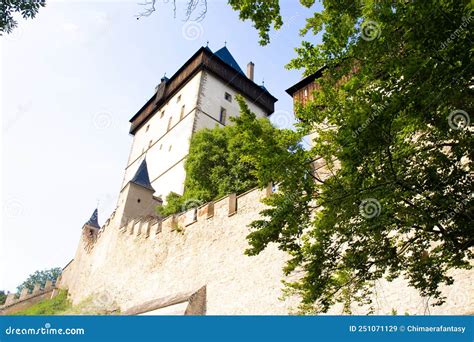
84,208,100,229
130,159,154,191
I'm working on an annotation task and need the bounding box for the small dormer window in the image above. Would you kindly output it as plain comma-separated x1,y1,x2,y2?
225,92,232,102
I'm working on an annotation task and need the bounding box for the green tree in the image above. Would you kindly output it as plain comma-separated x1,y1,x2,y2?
0,290,6,305
157,96,301,216
0,0,45,35
228,1,473,313
16,267,62,293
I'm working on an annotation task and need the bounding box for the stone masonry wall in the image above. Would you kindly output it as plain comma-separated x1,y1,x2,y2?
59,188,473,315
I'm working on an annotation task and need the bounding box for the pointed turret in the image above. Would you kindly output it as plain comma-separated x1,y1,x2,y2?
84,208,100,229
130,159,154,191
115,158,161,223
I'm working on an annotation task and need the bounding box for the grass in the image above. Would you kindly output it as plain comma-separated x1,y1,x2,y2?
13,290,71,315
12,290,120,315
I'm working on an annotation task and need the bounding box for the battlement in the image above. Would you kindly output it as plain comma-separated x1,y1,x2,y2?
84,185,272,250
119,191,244,238
0,280,57,314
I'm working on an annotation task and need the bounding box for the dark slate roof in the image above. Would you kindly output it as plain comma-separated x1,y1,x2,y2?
85,208,100,229
130,159,154,191
214,46,245,75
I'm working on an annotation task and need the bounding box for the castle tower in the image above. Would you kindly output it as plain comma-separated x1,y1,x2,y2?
82,208,100,236
116,158,162,224
120,46,278,201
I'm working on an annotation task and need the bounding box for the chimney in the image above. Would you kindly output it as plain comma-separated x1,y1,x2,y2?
246,62,254,81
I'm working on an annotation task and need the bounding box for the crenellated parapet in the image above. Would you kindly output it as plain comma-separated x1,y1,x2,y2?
116,186,269,242
0,280,56,313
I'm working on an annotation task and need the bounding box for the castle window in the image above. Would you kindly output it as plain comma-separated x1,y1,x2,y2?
159,144,163,150
225,92,232,102
160,110,165,118
177,95,181,102
219,107,227,125
149,140,153,147
146,124,150,132
180,105,185,120
167,116,172,131
169,145,172,151
304,89,308,98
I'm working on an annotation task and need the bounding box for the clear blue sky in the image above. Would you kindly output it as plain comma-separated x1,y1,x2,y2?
1,0,322,292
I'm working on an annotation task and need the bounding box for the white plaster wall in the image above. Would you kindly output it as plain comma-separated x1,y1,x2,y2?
148,159,187,200
197,71,269,129
122,72,202,190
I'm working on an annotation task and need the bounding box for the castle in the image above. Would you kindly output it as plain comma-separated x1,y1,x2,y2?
2,46,471,315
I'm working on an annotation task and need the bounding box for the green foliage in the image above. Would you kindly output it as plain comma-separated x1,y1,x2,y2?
228,0,283,45
231,1,473,313
17,268,62,294
0,0,45,35
0,290,6,305
157,96,301,216
13,290,70,315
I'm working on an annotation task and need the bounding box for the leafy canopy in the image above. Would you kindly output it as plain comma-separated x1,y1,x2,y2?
16,267,62,293
0,0,45,35
157,95,302,216
229,0,473,313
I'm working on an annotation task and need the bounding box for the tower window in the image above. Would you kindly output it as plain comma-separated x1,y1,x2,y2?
225,92,232,102
177,95,181,102
149,140,153,147
219,107,227,125
160,110,165,118
167,116,172,131
146,124,150,132
160,144,163,150
169,145,172,151
180,105,185,120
